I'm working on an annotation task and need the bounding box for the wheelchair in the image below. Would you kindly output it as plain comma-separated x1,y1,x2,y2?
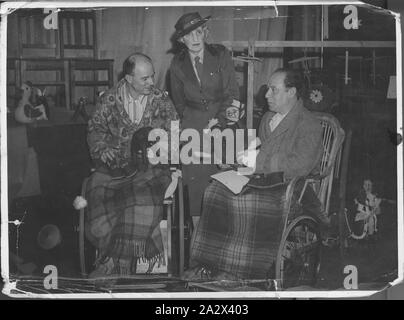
78,112,344,290
273,112,345,289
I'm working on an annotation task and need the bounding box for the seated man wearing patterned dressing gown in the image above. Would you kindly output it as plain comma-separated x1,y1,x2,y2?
85,53,178,277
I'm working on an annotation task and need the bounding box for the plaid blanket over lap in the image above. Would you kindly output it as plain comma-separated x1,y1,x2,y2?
84,166,171,270
191,180,288,279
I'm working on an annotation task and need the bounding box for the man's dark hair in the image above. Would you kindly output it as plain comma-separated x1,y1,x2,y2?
273,68,304,99
122,53,153,77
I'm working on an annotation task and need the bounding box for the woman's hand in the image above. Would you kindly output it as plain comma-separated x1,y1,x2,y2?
206,118,219,129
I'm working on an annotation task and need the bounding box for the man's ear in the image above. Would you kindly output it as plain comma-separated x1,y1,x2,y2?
288,87,297,97
124,74,132,83
178,37,184,44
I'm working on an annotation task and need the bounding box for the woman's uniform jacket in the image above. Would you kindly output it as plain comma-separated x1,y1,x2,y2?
170,43,239,216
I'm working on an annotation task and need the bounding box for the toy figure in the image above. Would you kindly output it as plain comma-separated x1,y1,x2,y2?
354,179,382,236
14,82,48,124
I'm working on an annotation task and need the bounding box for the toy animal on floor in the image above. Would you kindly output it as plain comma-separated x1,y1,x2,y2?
353,179,382,237
344,179,395,241
14,82,49,124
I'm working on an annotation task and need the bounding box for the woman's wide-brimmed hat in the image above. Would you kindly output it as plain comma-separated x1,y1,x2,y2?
173,12,211,40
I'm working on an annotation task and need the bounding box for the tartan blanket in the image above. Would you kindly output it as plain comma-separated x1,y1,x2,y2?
190,180,288,279
84,166,171,274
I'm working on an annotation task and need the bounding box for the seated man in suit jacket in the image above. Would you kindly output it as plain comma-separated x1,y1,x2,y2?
187,68,329,281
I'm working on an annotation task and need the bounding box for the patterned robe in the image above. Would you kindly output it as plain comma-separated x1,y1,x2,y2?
87,78,178,177
86,79,178,274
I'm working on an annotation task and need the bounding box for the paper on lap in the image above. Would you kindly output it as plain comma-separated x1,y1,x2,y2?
211,170,250,195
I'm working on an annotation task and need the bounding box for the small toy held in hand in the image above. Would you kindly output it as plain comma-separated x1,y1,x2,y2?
225,99,245,126
205,100,249,170
205,100,246,130
14,82,49,124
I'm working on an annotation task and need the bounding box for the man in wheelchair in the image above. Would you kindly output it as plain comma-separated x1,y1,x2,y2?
85,53,178,277
186,68,330,281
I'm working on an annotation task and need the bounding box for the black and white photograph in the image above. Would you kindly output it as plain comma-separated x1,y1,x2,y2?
0,0,402,299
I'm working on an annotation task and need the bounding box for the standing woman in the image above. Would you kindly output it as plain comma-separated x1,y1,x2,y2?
169,12,240,227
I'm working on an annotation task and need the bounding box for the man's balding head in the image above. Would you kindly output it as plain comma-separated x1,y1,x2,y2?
123,53,153,77
123,53,155,96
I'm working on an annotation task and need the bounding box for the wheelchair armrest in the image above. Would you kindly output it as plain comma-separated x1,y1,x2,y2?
247,171,285,189
283,175,313,213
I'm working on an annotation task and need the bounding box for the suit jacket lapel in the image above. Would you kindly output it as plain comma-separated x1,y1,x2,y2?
180,53,200,87
141,95,154,122
270,100,303,139
259,111,275,142
201,48,219,87
116,80,133,126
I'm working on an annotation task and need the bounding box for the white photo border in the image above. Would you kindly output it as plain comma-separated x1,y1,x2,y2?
0,0,402,299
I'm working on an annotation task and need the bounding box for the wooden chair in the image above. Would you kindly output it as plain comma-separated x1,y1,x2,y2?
16,9,97,59
58,11,114,105
69,59,114,106
59,10,97,59
16,9,60,58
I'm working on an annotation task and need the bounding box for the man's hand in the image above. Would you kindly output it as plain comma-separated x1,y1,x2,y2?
247,137,261,150
236,137,261,168
236,149,259,169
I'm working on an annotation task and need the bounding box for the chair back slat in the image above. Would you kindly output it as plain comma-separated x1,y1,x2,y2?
17,10,59,57
59,11,97,57
313,112,345,215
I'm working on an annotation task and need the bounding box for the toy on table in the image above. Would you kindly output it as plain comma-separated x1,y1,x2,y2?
14,82,49,124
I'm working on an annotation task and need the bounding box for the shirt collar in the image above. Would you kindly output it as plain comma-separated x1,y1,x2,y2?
273,109,289,121
123,80,148,103
189,49,204,64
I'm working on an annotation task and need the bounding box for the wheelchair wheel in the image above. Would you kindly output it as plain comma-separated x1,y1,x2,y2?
275,215,322,290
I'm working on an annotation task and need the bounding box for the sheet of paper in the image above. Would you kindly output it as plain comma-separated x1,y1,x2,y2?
211,170,250,194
